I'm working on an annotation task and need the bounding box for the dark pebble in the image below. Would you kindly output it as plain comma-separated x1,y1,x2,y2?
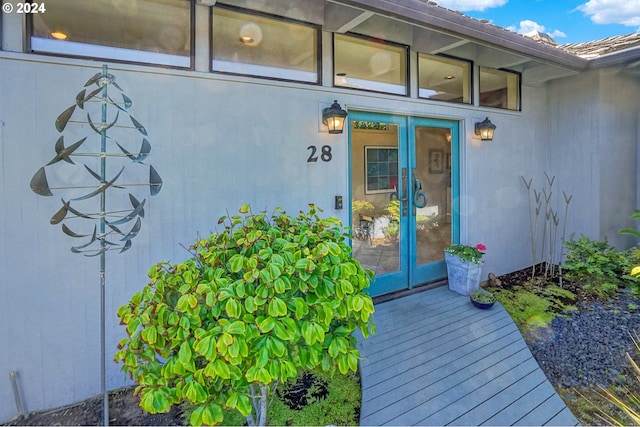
528,291,640,389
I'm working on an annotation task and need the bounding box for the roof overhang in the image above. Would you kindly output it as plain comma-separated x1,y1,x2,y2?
587,45,640,74
218,0,640,83
328,0,589,70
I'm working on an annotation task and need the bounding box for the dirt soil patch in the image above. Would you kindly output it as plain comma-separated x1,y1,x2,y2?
2,387,183,426
2,372,338,426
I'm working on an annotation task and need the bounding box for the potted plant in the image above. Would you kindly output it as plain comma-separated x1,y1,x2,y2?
444,243,486,295
469,289,496,309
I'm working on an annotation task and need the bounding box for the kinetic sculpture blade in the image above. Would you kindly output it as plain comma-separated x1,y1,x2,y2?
30,65,162,426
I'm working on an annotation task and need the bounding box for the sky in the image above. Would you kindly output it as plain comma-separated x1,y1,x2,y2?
433,0,640,45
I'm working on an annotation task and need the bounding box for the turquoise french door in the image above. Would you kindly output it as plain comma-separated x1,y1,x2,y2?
349,112,459,296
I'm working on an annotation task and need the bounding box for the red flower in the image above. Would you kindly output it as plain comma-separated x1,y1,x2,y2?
476,244,487,251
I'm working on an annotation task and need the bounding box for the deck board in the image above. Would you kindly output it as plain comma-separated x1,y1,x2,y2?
357,285,580,426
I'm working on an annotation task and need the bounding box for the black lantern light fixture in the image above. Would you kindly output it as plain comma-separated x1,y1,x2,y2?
322,100,348,134
474,117,496,141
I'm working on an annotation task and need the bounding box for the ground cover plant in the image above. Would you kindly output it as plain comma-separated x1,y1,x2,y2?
115,205,375,426
490,281,576,331
205,370,361,426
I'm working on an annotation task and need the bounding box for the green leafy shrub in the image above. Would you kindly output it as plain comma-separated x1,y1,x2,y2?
619,210,640,240
384,222,399,241
385,200,400,223
351,199,375,215
115,205,375,426
619,211,640,295
622,248,640,295
563,235,629,298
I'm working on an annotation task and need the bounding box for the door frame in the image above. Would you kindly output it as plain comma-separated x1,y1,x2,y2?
348,111,460,297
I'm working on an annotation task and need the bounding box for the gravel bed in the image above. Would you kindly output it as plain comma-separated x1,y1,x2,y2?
526,290,640,388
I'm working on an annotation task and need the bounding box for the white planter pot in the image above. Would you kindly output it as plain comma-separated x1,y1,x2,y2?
445,252,483,296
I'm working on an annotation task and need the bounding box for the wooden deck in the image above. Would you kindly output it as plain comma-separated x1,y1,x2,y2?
356,285,580,426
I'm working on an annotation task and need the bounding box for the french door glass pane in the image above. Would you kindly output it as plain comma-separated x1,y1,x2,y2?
351,122,400,276
414,126,452,266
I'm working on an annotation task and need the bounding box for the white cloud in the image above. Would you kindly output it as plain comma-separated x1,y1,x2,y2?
507,19,567,38
551,29,568,38
432,0,508,12
577,0,640,27
516,19,546,33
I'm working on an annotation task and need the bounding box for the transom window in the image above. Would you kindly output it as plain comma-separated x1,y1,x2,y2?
365,146,399,194
479,67,521,110
418,54,471,104
30,0,192,68
212,7,320,83
334,33,408,96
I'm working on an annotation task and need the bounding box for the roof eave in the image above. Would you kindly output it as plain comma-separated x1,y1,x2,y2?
587,45,640,69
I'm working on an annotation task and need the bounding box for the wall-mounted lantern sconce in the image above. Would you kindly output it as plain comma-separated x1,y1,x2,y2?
322,100,348,134
474,117,496,141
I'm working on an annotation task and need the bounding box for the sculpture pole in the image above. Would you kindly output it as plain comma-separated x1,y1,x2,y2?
30,64,162,426
99,64,109,426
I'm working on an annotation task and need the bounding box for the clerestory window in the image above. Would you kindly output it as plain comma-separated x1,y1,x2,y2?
479,67,521,110
211,6,320,84
334,33,408,96
418,54,471,104
30,0,193,68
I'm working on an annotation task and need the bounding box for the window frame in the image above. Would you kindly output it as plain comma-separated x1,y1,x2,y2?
364,145,400,195
333,32,410,97
26,0,195,69
478,67,522,111
210,4,322,85
417,53,472,105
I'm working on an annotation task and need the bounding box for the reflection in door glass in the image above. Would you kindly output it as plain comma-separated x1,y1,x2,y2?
415,127,452,266
351,122,400,276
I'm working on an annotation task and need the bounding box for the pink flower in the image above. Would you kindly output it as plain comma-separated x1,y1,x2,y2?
476,244,487,251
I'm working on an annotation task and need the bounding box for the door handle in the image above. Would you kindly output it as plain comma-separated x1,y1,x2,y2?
400,168,408,216
412,168,427,209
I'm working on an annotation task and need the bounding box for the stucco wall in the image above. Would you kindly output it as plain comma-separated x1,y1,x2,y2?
462,85,548,277
2,50,635,420
0,55,354,420
546,69,639,251
597,69,638,247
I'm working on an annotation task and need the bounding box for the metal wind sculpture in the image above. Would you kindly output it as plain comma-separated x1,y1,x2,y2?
30,65,162,426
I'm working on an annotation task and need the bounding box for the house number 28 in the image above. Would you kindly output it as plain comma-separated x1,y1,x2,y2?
307,145,332,162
